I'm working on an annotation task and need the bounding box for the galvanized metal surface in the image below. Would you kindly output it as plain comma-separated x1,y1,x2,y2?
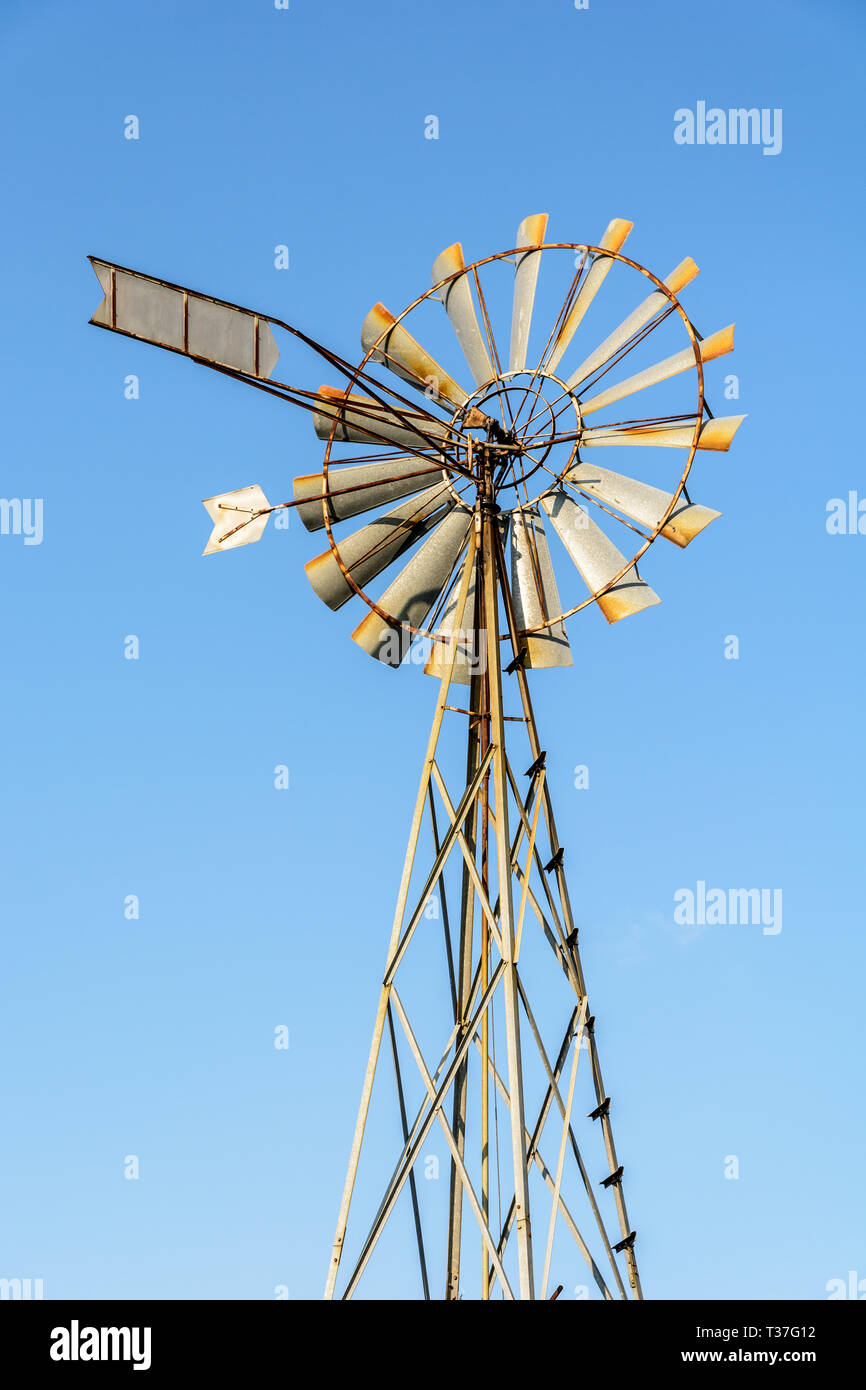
424,551,479,686
312,384,451,450
580,414,745,450
579,324,734,417
541,489,661,624
361,302,468,408
425,512,509,684
431,243,494,389
565,256,699,390
509,213,548,373
566,461,720,548
90,258,279,378
508,507,572,667
351,507,472,663
305,484,453,611
292,457,444,532
544,219,633,375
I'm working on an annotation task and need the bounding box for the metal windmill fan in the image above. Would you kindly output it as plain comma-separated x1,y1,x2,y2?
289,213,741,672
88,212,743,1302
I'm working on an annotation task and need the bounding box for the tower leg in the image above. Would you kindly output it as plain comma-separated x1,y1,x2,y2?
481,497,534,1300
444,654,481,1300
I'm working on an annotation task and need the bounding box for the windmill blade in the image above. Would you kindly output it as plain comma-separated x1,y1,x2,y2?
579,326,734,417
580,414,746,451
89,258,279,378
565,258,699,390
545,219,633,376
293,458,446,533
305,484,453,611
541,490,660,624
313,385,450,451
425,514,509,684
431,244,494,389
202,484,271,555
361,303,468,407
566,462,720,548
424,550,479,686
509,214,549,373
509,507,572,668
352,508,473,666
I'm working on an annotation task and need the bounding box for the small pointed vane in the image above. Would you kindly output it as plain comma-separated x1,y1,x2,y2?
202,485,272,555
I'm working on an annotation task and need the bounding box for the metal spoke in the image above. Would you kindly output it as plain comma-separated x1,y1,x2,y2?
386,1004,431,1299
471,264,515,431
518,301,678,436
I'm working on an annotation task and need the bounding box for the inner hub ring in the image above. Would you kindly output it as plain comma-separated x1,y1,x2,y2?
449,369,582,509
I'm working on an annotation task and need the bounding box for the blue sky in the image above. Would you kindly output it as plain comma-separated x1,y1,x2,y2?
1,0,864,1301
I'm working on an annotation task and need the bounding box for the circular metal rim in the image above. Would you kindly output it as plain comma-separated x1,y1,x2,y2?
317,242,705,642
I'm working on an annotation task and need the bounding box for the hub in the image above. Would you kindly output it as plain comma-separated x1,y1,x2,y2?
451,369,582,508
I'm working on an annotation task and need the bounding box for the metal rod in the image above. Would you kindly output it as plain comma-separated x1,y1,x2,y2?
479,566,491,1302
386,1004,430,1299
445,577,481,1300
385,748,495,987
540,1000,586,1298
427,783,458,1022
481,450,535,1299
430,762,503,959
514,770,545,960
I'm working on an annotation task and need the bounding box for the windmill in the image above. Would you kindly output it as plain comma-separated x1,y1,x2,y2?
88,214,743,1301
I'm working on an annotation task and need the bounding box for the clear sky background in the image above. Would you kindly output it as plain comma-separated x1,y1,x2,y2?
1,0,864,1302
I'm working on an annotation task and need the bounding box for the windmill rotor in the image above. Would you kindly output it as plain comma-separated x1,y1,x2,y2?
293,224,743,667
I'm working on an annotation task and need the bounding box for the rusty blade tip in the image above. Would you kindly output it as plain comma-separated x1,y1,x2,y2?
432,242,466,280
666,257,700,294
700,324,735,361
598,588,661,624
692,414,748,452
601,218,634,252
514,213,549,257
